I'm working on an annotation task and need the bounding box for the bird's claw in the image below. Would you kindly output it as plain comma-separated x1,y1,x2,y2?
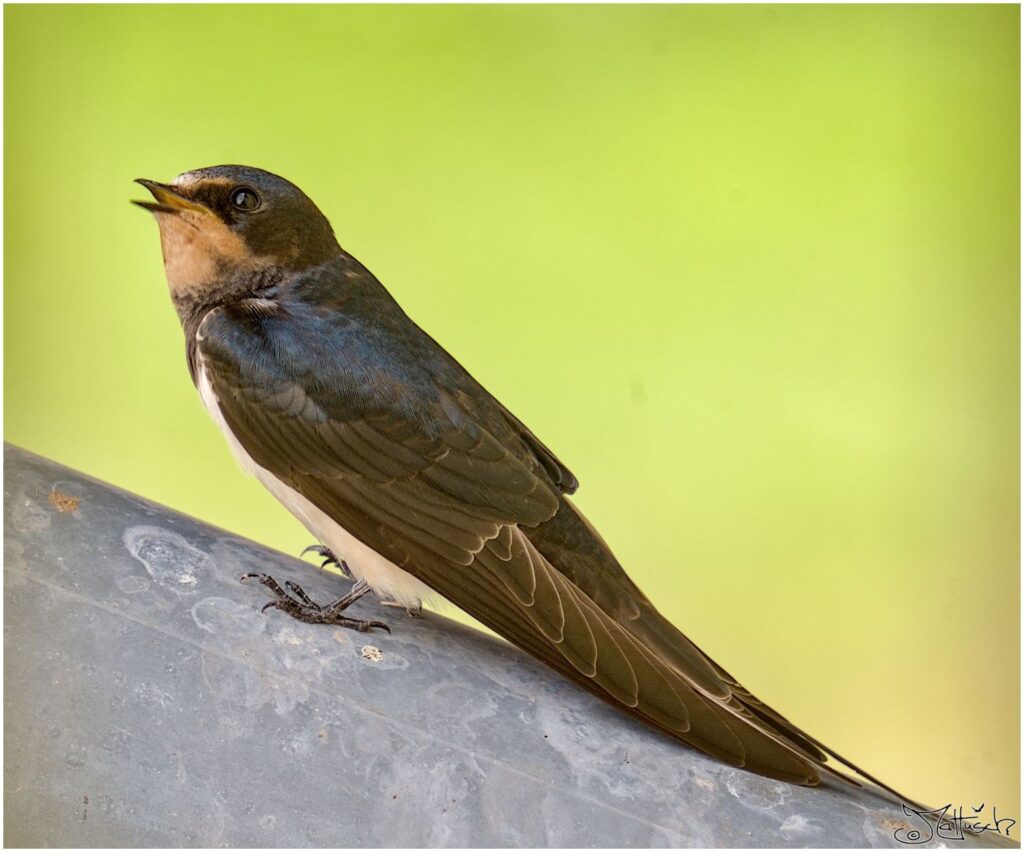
300,544,352,576
241,573,389,633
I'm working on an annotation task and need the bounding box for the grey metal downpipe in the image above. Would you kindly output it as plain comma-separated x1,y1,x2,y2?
3,445,1013,847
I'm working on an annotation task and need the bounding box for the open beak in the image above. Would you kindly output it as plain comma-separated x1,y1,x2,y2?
132,179,213,215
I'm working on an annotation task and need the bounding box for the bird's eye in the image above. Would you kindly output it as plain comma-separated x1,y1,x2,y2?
230,187,260,211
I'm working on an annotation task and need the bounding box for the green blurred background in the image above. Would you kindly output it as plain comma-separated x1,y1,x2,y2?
5,4,1019,826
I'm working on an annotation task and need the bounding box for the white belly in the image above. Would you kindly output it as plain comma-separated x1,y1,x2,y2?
196,361,435,608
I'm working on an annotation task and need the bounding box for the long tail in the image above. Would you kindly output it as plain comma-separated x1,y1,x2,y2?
486,498,932,809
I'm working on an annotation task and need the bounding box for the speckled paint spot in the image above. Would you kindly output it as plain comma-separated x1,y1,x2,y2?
123,526,209,593
192,597,266,639
779,814,818,839
48,489,79,513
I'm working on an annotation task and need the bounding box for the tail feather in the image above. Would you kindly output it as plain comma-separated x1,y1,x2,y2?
631,605,932,809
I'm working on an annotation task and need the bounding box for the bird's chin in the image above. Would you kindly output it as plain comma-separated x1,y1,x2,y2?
146,206,257,300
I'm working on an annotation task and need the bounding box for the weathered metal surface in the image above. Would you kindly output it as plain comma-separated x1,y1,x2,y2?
3,444,1015,847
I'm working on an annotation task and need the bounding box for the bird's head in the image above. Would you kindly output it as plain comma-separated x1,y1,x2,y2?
133,165,340,299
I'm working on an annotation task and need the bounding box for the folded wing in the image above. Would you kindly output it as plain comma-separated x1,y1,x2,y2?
198,303,906,793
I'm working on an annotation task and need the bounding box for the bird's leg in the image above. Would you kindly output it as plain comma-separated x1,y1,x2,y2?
301,545,419,616
241,574,390,633
300,544,352,577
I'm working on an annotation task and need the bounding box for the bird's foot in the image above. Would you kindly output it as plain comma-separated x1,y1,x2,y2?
241,574,390,633
300,544,352,577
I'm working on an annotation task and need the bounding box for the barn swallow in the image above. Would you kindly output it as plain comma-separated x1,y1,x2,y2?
134,165,917,800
